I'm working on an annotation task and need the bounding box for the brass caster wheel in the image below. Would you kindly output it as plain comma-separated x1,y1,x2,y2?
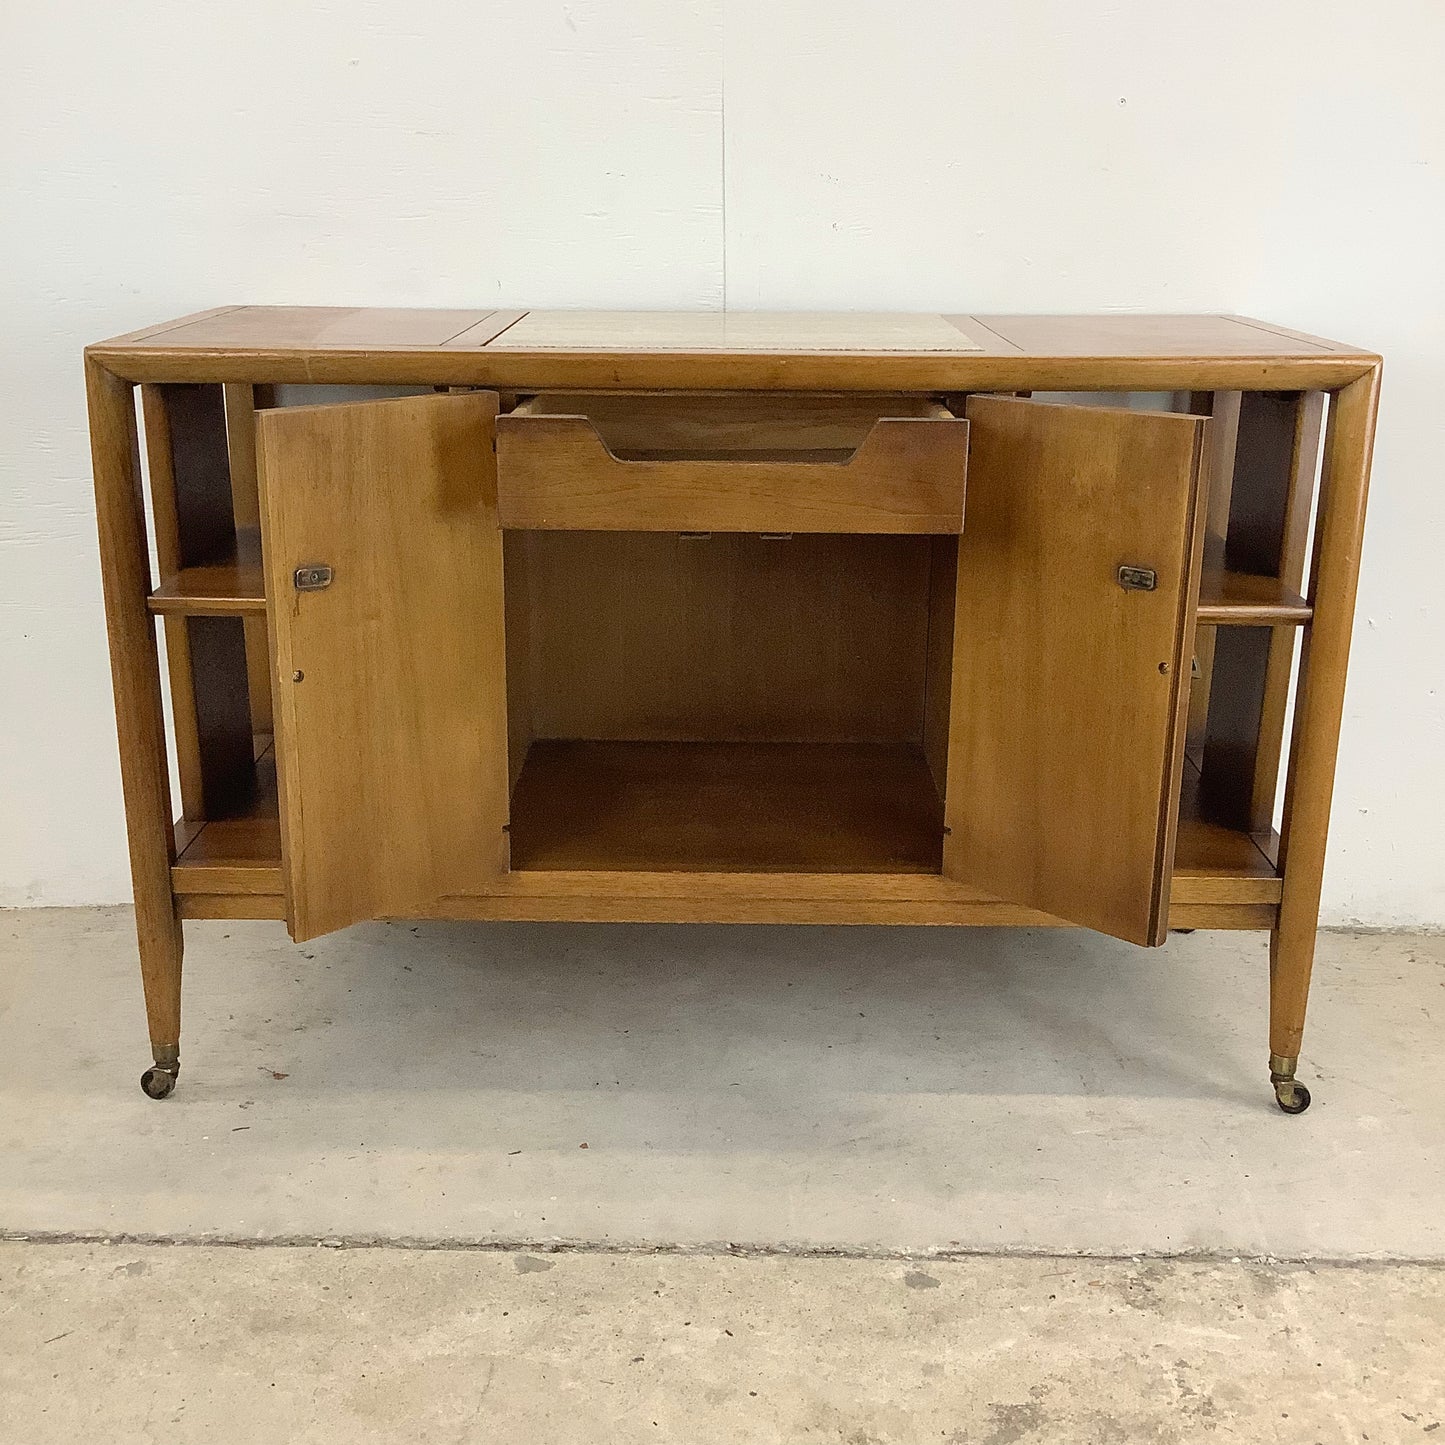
1269,1053,1310,1115
140,1065,178,1100
1271,1076,1311,1115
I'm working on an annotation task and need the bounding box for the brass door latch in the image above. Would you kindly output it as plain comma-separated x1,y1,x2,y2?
294,565,333,591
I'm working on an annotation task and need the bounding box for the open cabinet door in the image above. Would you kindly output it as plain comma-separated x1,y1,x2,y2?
943,395,1209,946
256,391,509,942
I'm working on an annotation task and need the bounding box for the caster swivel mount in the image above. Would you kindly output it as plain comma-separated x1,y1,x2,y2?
1269,1053,1312,1115
140,1045,180,1100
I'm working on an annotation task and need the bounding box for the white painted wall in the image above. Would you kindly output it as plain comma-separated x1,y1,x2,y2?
2,1,1441,923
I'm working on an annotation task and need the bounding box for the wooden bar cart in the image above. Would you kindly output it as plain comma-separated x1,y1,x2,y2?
85,309,1380,1110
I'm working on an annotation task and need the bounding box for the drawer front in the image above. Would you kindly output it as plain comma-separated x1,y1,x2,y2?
496,395,968,534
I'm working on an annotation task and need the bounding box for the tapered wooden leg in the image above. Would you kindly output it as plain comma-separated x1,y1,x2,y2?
87,355,185,1098
1268,368,1381,1112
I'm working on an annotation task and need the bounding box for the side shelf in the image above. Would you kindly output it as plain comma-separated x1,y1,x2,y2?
1197,569,1311,625
149,524,266,616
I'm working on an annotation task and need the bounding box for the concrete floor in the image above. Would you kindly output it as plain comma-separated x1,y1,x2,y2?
0,1244,1439,1444
2,908,1443,1255
1,908,1443,1439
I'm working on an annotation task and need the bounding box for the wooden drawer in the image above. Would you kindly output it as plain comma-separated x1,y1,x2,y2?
495,393,968,533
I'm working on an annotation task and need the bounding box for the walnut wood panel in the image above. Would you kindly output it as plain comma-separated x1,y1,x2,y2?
120,306,497,351
510,531,932,744
496,399,968,534
967,315,1341,356
256,390,510,942
943,395,1210,947
102,306,244,346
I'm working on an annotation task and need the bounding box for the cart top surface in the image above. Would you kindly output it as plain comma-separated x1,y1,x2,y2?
89,308,1379,388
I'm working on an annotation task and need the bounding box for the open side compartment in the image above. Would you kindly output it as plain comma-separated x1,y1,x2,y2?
138,382,282,906
1176,388,1326,898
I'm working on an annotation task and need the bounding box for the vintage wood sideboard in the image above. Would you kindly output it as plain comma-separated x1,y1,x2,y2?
85,309,1380,1111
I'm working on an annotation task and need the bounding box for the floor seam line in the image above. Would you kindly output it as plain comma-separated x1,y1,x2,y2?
3,1230,1444,1269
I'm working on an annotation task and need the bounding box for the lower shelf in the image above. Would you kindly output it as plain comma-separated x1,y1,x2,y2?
509,738,944,873
170,736,1283,923
171,746,281,896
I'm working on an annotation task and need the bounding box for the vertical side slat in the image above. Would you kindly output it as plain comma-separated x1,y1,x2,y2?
224,383,275,737
1249,392,1326,830
502,529,535,797
140,384,204,820
921,534,958,800
1184,391,1242,758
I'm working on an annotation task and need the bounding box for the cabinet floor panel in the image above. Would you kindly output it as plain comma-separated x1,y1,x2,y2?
509,739,945,874
1174,761,1280,886
172,748,282,895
